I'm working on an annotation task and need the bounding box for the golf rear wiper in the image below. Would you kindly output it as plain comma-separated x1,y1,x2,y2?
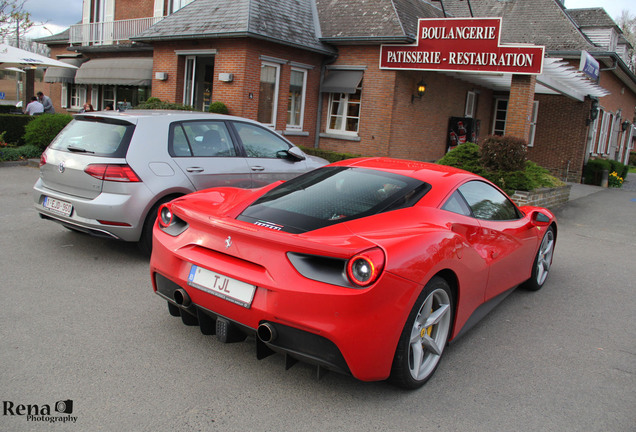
67,145,94,154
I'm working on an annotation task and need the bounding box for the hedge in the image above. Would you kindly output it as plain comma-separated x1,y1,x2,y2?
0,114,33,146
0,144,41,162
299,146,362,163
23,113,73,151
583,158,628,185
437,142,563,194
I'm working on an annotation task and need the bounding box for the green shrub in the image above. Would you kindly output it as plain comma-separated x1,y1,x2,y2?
299,146,362,163
436,142,485,176
0,114,33,145
629,151,636,167
524,160,565,188
438,141,562,194
0,144,41,161
485,161,565,195
582,158,610,185
208,101,229,114
480,135,527,172
608,159,628,179
608,171,624,188
23,113,73,151
134,97,194,111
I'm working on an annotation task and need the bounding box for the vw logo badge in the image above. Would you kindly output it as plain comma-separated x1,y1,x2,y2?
58,161,65,173
225,236,232,249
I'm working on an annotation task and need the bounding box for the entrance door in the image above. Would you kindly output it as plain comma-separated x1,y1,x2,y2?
183,55,214,111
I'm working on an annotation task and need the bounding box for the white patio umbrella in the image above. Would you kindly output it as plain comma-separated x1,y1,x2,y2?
0,43,78,69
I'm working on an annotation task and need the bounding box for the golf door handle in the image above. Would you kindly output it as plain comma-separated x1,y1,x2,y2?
250,166,265,172
186,167,204,173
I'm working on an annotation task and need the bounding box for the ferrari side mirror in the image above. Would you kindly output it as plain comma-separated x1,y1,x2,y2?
532,211,551,226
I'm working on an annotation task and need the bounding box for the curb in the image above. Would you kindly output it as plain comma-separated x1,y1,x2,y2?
0,159,40,168
0,160,29,167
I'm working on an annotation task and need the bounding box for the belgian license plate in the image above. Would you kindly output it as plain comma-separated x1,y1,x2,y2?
43,196,73,217
187,265,256,308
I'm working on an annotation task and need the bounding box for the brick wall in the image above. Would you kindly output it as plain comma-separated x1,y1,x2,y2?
511,184,572,209
506,74,536,141
115,0,155,20
529,94,590,182
151,39,324,148
318,45,494,162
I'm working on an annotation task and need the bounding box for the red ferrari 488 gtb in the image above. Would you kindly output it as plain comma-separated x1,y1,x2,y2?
150,157,556,388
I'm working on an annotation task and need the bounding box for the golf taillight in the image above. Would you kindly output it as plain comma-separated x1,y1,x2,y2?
347,247,385,287
39,153,46,168
158,204,174,228
84,164,141,182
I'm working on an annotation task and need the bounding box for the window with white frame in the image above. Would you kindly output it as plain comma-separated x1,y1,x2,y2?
589,109,600,155
287,68,307,130
61,83,68,108
69,85,86,109
327,83,362,135
258,62,280,128
624,125,634,165
607,114,620,156
465,91,477,118
596,111,611,154
93,0,105,22
169,0,194,14
528,101,539,147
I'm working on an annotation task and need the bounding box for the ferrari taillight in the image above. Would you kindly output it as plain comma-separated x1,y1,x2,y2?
156,203,188,236
347,247,385,287
158,204,174,228
84,164,141,182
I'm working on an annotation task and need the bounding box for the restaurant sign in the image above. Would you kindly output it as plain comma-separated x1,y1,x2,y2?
380,18,544,74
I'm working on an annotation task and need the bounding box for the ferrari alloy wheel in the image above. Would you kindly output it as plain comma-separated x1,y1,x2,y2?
524,226,555,291
390,277,453,389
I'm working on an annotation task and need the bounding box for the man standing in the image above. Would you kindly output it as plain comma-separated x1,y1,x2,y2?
24,96,44,115
37,91,55,113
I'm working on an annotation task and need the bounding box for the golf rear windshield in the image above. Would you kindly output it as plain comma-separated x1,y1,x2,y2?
49,117,134,158
238,167,430,233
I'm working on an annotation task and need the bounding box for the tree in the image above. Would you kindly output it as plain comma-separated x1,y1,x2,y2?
0,0,33,47
616,10,636,73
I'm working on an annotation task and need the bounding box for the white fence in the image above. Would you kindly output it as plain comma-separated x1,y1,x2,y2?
69,17,163,45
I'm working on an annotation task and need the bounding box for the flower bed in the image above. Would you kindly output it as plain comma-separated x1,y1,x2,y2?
511,184,572,209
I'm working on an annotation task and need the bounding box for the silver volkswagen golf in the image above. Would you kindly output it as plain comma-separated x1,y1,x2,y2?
33,111,327,253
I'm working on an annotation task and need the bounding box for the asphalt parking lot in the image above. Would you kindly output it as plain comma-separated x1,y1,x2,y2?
1,165,635,431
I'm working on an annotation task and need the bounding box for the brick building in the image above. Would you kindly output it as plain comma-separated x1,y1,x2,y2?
36,0,636,182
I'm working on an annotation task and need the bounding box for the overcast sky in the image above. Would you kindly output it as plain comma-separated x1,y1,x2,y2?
21,0,636,39
24,0,83,38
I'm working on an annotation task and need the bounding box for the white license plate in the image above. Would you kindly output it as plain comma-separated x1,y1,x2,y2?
187,265,256,308
43,196,73,217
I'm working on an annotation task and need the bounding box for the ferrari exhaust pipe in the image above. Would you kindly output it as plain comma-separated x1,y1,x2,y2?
257,322,277,343
173,289,191,307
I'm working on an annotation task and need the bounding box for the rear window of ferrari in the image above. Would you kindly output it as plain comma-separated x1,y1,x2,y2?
49,118,134,158
237,167,430,233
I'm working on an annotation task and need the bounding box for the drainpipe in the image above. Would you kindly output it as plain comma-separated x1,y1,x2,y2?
314,55,338,149
314,63,326,149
